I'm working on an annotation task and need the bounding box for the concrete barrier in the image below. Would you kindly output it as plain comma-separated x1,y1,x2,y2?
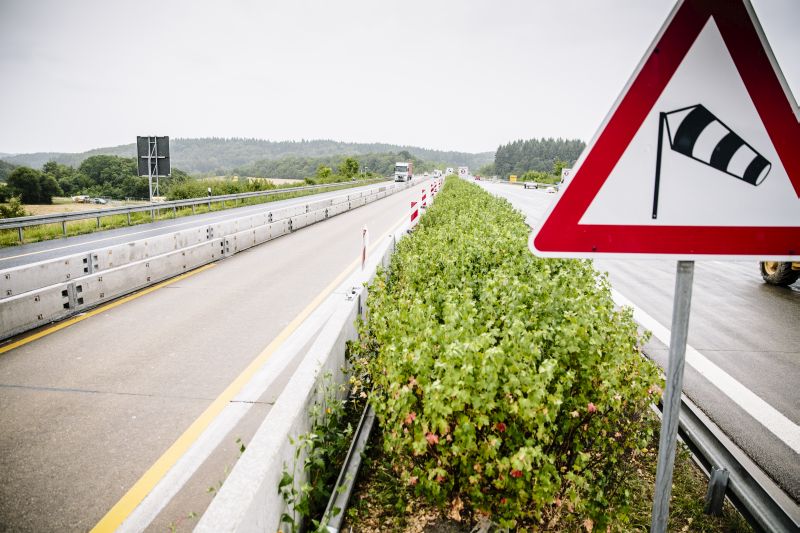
196,220,410,532
0,180,419,340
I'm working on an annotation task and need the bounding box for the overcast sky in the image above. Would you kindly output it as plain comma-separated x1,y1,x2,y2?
0,0,797,155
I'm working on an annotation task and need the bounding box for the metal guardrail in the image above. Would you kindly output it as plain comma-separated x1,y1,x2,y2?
655,395,800,532
0,178,387,241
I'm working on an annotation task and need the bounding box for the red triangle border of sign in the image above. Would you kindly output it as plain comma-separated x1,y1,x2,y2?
532,0,799,257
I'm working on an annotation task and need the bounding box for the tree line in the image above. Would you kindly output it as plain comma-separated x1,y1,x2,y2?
0,156,190,204
2,138,494,176
492,137,585,178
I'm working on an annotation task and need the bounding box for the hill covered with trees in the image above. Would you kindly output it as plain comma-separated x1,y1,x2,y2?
1,138,493,176
493,137,585,178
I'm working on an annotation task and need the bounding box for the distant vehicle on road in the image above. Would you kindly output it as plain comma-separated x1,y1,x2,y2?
474,176,481,181
72,195,90,203
760,261,800,286
394,162,413,182
544,186,557,194
523,182,538,189
92,198,108,204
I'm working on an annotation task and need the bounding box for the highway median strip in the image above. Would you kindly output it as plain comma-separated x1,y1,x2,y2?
335,179,747,531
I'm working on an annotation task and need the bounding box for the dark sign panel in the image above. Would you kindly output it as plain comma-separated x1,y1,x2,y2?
136,136,171,177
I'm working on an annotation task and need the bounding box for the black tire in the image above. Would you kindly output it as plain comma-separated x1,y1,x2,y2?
760,262,800,286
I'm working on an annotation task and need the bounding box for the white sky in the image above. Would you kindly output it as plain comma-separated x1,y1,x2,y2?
0,0,796,155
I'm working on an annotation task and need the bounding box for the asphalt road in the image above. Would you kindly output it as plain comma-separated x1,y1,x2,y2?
0,180,396,269
475,179,800,503
0,181,427,532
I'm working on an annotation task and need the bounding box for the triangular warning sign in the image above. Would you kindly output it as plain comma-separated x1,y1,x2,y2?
530,0,799,259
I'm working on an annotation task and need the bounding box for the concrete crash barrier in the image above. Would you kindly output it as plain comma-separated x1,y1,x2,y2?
196,223,408,532
0,239,225,340
0,180,419,340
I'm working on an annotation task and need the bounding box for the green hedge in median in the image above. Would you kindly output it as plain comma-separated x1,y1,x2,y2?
351,178,662,529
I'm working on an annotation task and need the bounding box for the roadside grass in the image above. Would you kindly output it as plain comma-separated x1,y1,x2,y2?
0,179,382,247
344,414,752,532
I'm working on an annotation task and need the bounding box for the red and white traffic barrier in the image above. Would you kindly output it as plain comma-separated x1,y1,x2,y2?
410,201,419,228
421,187,428,209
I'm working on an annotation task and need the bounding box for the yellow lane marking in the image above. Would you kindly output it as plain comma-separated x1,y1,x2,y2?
0,264,216,356
91,208,410,532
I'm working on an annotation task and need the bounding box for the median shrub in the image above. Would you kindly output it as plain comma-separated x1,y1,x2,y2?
351,178,662,529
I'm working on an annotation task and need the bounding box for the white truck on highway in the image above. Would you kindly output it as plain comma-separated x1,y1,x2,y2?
394,162,413,182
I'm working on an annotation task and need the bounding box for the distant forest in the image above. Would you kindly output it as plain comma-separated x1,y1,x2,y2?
493,138,585,178
1,138,494,177
0,160,16,182
234,151,440,180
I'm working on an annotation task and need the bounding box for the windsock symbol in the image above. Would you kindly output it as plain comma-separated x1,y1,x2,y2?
653,104,771,219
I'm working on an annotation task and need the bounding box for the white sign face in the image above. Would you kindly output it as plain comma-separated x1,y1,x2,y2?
580,19,797,228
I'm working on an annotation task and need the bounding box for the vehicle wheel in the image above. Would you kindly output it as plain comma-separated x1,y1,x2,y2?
760,261,800,286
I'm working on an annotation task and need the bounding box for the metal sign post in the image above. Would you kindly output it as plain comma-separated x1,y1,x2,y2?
650,260,694,532
137,136,171,216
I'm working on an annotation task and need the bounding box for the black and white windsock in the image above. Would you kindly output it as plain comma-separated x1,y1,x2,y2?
664,104,771,186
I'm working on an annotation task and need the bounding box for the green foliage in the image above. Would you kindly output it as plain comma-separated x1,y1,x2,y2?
236,151,437,181
0,159,17,182
0,197,29,218
494,137,584,179
477,163,495,177
279,372,358,532
5,166,62,204
338,157,360,179
352,178,662,528
164,177,278,200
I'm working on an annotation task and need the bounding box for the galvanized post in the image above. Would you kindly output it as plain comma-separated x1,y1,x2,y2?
651,260,694,533
62,220,67,236
127,212,131,225
96,216,101,228
18,226,23,243
191,204,195,215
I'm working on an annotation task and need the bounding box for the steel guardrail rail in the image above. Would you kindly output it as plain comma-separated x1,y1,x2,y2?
0,178,387,232
653,396,800,532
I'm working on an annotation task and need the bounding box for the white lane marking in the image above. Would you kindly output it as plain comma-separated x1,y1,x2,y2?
0,183,391,263
612,288,800,454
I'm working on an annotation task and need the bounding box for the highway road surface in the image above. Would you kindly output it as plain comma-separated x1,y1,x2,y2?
475,178,800,505
0,180,427,532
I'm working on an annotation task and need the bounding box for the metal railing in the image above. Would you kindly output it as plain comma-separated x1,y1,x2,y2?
0,178,387,243
655,395,800,532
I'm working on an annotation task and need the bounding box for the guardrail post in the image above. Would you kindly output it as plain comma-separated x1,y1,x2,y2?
18,226,23,243
191,204,195,215
62,221,67,236
96,216,101,229
704,467,729,516
127,212,131,225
